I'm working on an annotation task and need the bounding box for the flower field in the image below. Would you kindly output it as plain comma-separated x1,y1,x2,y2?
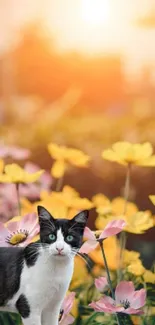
0,142,155,325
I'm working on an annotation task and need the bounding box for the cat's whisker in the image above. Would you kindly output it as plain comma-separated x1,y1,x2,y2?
71,249,92,271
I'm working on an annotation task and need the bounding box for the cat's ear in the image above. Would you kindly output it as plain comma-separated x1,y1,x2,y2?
72,210,89,225
37,206,55,224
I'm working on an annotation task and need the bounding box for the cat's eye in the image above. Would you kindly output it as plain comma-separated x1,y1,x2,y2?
49,234,56,241
66,235,74,242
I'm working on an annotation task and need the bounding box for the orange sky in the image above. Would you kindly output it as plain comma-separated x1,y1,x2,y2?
1,0,155,75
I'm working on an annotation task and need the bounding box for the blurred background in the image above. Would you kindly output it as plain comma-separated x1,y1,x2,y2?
0,0,155,266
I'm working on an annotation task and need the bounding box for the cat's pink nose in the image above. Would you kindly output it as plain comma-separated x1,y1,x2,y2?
56,247,64,253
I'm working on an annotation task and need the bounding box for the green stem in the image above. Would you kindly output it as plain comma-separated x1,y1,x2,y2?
16,183,21,215
55,175,64,192
118,163,131,281
99,241,115,300
122,163,131,215
99,241,121,325
84,312,101,325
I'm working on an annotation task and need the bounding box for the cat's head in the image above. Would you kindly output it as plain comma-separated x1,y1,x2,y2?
37,206,89,259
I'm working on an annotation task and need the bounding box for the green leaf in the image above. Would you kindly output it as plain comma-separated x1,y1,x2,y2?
0,312,21,325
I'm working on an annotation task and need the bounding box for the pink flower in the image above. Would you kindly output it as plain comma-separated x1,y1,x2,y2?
59,292,75,325
0,183,40,212
0,144,30,160
0,184,18,219
0,213,39,247
90,281,146,315
19,184,41,200
0,184,18,203
79,219,126,254
95,277,108,292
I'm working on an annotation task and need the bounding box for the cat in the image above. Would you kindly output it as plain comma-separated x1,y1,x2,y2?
0,206,89,325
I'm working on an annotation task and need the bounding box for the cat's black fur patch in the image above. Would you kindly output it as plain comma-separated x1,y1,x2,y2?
24,242,40,267
56,218,85,249
0,244,40,306
16,294,30,318
0,247,23,306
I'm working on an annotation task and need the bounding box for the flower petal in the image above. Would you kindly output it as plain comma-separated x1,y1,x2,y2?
99,219,126,240
7,221,19,233
131,289,146,309
83,227,96,240
79,240,98,254
60,314,75,325
22,228,40,247
0,223,10,244
98,295,116,307
90,296,123,313
10,147,30,160
115,281,135,305
102,149,126,164
19,213,38,232
51,160,66,178
62,292,76,315
123,308,144,315
95,277,108,292
28,223,40,237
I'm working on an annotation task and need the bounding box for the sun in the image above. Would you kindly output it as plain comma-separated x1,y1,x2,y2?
81,0,110,26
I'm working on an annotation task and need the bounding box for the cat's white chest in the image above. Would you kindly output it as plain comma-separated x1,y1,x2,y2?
9,253,74,313
22,254,73,308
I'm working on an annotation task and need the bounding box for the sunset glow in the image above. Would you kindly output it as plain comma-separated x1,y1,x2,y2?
81,0,110,26
0,0,154,71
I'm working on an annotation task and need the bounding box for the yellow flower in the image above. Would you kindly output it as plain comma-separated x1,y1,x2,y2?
89,236,120,271
22,186,93,219
95,193,153,234
92,194,111,214
123,249,141,266
143,270,155,284
123,250,145,276
22,195,68,219
0,159,4,173
127,260,145,276
48,143,90,178
92,194,110,207
102,142,155,166
92,265,104,277
96,209,154,234
51,160,66,178
65,148,90,167
124,211,154,234
111,197,138,217
0,163,44,183
93,195,138,217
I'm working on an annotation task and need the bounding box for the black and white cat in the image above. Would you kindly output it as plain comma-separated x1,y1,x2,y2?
0,206,89,325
